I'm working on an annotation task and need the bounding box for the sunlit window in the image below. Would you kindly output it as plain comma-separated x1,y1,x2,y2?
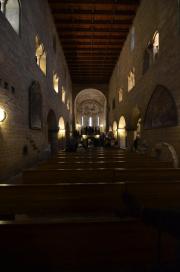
128,68,135,92
0,0,20,34
152,31,159,61
35,36,47,75
67,99,70,110
62,86,66,103
118,88,123,103
53,73,59,93
89,116,92,127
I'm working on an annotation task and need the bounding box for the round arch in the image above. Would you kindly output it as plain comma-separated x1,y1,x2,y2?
113,121,118,139
118,116,127,149
58,117,65,139
74,88,107,134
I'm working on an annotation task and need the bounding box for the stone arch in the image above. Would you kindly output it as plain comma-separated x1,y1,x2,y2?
113,121,118,139
153,142,179,168
144,85,178,129
4,0,21,34
29,81,43,130
47,110,58,154
58,117,65,139
118,116,127,149
75,88,107,134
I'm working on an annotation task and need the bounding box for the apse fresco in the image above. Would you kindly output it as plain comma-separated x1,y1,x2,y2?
144,85,178,129
29,81,42,130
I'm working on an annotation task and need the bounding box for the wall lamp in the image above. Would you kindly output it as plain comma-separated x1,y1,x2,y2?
0,107,6,122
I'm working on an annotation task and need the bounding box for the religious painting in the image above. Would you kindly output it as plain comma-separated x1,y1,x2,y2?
144,85,178,129
29,81,43,130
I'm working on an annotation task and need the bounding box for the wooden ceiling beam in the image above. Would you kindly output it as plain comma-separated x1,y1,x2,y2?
54,19,132,25
57,27,129,33
62,41,124,46
52,9,136,16
59,35,126,40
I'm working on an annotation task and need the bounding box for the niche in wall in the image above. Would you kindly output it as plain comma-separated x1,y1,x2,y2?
144,85,178,129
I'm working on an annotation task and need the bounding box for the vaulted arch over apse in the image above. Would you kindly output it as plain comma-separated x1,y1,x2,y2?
75,89,107,135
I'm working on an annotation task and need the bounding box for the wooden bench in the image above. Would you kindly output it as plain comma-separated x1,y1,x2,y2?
0,218,176,270
124,181,180,210
22,168,180,184
0,183,125,216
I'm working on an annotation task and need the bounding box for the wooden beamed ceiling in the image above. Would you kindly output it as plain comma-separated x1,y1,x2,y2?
48,0,140,84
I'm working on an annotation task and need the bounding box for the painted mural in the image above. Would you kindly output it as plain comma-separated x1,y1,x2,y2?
144,85,178,129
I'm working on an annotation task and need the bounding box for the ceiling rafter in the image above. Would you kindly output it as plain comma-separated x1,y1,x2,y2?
48,0,140,84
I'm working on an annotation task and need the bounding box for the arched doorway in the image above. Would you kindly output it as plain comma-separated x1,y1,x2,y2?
58,117,66,149
113,121,118,140
118,116,127,149
74,88,107,136
47,110,58,154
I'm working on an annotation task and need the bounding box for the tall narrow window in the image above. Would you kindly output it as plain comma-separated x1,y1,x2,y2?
1,0,20,34
152,31,159,61
89,117,92,127
62,86,66,103
81,116,84,126
128,68,135,92
67,99,70,111
118,89,123,103
97,116,100,126
35,36,46,75
53,73,59,93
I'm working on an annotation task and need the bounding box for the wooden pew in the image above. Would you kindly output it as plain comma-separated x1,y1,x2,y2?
0,183,125,216
124,181,180,210
37,160,171,170
22,168,180,184
115,168,180,182
0,218,176,271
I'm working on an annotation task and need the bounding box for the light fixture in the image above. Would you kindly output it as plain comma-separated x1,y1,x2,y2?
0,107,6,122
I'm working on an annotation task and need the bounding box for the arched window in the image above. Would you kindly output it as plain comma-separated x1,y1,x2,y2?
35,36,46,75
128,68,135,92
0,0,20,34
58,117,65,139
118,88,123,103
53,73,59,93
152,31,159,61
118,116,127,149
62,86,66,103
67,99,70,111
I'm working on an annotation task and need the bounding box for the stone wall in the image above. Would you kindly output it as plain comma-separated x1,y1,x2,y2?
108,0,180,165
0,0,73,180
